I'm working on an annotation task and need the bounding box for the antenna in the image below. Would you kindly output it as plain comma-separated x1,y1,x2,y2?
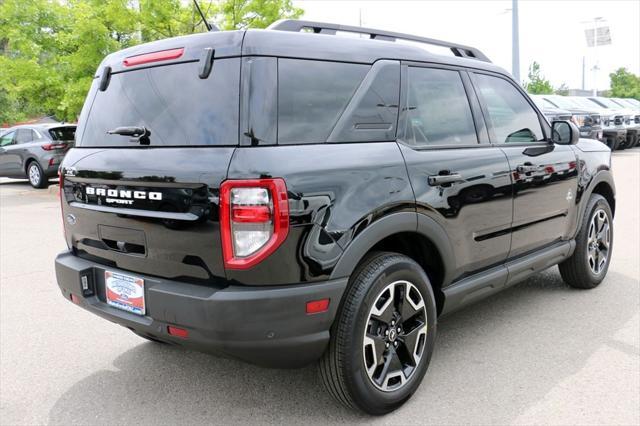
193,0,212,31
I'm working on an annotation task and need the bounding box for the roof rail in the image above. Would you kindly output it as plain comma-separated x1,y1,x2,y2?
267,20,491,63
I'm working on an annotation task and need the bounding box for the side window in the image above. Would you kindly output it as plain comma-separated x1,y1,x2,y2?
278,59,369,144
0,131,16,147
15,129,33,144
403,67,478,146
474,74,544,143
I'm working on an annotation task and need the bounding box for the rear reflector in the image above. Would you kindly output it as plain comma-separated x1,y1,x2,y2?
70,294,81,305
167,326,189,339
123,48,184,67
306,298,330,314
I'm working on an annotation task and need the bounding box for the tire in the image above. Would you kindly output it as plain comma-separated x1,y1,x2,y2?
559,194,613,289
27,161,48,188
318,252,437,415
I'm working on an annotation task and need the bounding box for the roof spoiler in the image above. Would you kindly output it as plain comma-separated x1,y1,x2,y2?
267,19,491,63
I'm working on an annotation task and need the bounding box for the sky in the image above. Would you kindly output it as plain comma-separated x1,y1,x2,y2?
292,0,640,91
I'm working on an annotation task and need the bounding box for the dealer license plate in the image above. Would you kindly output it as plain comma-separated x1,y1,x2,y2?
105,271,145,315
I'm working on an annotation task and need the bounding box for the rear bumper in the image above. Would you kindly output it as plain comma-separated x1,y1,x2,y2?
55,251,348,368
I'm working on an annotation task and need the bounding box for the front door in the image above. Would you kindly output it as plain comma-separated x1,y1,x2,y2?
398,65,514,281
471,72,579,257
0,131,20,176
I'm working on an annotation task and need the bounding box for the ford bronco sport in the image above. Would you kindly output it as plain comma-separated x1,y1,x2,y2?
55,20,616,415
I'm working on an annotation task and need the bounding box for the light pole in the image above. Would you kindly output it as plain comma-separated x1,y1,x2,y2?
511,0,520,83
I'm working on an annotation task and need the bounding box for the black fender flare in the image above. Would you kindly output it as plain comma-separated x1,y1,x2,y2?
577,169,615,223
330,212,455,284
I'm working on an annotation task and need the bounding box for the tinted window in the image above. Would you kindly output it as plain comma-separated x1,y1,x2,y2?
327,60,400,143
49,126,76,141
15,129,34,144
403,67,477,146
474,74,544,143
0,131,15,146
80,59,240,147
278,59,368,144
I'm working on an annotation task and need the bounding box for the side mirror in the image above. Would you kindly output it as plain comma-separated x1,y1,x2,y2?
551,120,579,145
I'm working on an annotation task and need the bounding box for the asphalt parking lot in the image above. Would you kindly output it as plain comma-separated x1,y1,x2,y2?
1,149,638,425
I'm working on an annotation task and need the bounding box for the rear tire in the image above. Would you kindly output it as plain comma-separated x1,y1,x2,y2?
27,161,48,189
318,252,437,415
559,194,613,289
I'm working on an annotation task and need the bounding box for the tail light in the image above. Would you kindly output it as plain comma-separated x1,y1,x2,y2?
123,48,184,67
220,179,289,269
42,143,66,151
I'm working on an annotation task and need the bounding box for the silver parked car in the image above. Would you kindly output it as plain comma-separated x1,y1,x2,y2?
0,123,76,188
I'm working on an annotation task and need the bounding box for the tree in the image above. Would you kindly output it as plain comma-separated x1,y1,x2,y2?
218,0,302,30
0,0,304,124
609,68,640,100
523,61,554,94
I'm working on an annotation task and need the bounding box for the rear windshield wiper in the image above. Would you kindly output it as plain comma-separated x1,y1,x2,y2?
106,126,151,145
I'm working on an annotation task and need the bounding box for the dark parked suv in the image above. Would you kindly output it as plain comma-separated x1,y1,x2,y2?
55,21,616,414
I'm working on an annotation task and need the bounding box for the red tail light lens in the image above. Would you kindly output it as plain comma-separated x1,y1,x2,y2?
220,179,289,269
123,48,184,67
42,143,66,151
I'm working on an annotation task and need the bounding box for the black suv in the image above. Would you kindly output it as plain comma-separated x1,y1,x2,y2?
55,21,616,415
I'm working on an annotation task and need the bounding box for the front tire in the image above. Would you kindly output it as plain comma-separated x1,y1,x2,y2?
319,252,437,415
559,194,613,289
27,161,48,189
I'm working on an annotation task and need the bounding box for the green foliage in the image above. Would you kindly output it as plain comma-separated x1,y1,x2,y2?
609,68,640,100
218,0,303,30
523,61,554,95
0,0,302,125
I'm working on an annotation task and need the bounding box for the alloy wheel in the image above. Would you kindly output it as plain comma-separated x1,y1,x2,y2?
587,208,610,275
362,280,427,392
29,164,41,186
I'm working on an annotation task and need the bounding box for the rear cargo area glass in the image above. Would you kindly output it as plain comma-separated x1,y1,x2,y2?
80,59,240,147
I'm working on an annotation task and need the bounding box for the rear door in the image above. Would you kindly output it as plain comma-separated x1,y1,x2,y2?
61,52,241,284
397,64,513,280
470,71,579,257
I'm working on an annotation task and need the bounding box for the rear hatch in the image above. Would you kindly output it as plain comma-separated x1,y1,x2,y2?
60,31,244,285
46,126,76,152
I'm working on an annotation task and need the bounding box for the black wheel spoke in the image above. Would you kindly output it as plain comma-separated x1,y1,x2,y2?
376,348,403,386
365,334,387,369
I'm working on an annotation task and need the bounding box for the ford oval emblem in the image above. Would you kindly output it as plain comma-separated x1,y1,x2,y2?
66,214,77,226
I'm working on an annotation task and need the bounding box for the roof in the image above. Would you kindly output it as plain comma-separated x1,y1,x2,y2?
98,22,510,78
3,123,76,132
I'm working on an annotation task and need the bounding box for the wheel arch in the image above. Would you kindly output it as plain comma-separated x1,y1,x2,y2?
330,212,455,315
24,156,40,173
581,170,616,220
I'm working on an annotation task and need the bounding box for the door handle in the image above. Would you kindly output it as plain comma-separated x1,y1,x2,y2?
428,173,464,186
516,164,538,173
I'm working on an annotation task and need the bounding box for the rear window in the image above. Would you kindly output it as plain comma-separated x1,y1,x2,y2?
79,59,240,147
49,126,76,141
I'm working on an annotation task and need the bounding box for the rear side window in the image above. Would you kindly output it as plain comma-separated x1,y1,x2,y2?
474,74,544,143
403,67,478,146
278,59,369,144
15,129,34,144
49,127,76,141
80,59,240,147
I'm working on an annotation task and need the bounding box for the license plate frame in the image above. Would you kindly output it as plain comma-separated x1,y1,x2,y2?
105,271,145,316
